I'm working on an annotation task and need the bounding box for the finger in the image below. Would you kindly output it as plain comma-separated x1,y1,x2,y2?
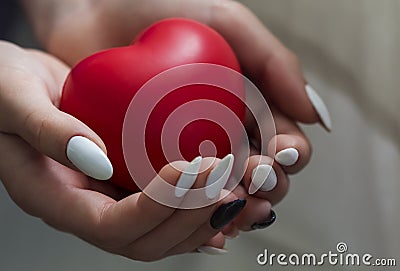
242,155,289,205
0,42,113,180
255,107,312,174
269,125,312,173
231,196,275,232
221,224,240,239
93,1,330,128
196,233,227,255
207,1,331,130
0,133,113,233
85,179,134,201
0,134,183,248
183,233,228,256
220,184,247,238
92,154,237,255
90,161,196,247
27,49,71,91
163,193,240,258
122,156,245,260
247,107,312,174
221,184,276,234
0,133,241,261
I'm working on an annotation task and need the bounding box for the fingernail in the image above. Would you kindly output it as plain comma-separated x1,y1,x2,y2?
251,210,276,230
305,84,332,131
175,156,202,198
205,154,234,199
197,246,228,255
210,199,246,229
66,136,113,180
248,165,277,194
275,148,299,166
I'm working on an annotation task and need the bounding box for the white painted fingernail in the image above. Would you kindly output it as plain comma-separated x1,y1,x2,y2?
175,156,202,198
305,84,332,131
248,165,277,194
275,148,299,166
197,246,228,255
66,136,113,180
205,154,234,199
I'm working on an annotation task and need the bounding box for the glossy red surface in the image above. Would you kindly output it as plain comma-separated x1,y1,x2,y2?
61,18,245,191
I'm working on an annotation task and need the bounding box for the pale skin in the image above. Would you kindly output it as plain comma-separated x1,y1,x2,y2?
0,0,319,261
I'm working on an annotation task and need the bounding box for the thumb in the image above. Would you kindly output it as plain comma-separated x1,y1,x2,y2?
19,102,113,180
0,42,113,181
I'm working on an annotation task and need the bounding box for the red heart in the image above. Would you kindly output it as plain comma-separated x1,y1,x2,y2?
60,18,245,192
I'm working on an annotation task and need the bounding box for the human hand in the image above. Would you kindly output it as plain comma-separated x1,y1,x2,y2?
0,41,266,259
22,0,331,235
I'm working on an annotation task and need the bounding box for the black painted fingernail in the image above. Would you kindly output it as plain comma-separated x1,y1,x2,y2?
210,199,247,229
251,210,276,230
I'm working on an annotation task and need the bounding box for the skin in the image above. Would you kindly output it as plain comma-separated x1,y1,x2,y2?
0,0,319,261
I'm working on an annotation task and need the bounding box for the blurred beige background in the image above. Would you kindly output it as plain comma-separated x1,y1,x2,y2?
1,0,399,270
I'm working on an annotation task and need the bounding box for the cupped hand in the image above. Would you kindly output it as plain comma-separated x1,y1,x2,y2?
0,41,255,259
22,0,332,237
0,40,304,259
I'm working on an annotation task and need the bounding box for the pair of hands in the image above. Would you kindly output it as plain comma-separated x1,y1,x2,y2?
0,0,327,261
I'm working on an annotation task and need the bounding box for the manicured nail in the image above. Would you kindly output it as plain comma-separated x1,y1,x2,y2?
305,84,332,131
205,154,234,199
275,148,299,166
175,156,202,198
248,165,277,194
210,199,246,229
66,136,113,180
197,246,228,255
251,210,276,230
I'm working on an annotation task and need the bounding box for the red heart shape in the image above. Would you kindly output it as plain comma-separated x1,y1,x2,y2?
60,18,245,192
